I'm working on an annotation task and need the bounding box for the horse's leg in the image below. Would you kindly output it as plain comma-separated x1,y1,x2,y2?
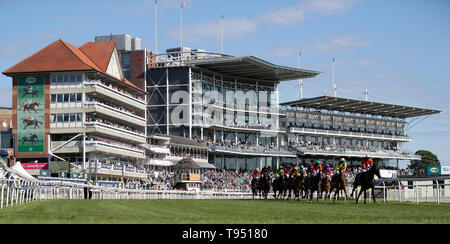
356,187,364,204
363,189,367,204
371,186,376,203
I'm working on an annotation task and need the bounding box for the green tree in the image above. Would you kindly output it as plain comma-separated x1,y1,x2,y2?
408,150,440,176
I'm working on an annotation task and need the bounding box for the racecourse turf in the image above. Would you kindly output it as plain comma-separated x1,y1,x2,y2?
0,199,449,224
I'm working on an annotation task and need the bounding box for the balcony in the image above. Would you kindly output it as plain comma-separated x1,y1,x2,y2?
84,81,146,111
291,145,421,160
85,162,147,179
84,122,146,144
51,140,146,159
289,127,412,142
212,145,296,157
84,102,146,127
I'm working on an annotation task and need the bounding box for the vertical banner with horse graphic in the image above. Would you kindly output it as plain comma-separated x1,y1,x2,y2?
16,76,45,153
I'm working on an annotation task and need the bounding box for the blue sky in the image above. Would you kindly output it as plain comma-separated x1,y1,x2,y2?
0,0,449,166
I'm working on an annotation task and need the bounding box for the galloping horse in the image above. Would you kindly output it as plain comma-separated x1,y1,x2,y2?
251,177,259,199
22,118,43,129
272,175,285,199
306,173,323,203
22,134,38,144
292,172,306,201
20,102,40,113
22,88,39,97
332,167,349,203
284,175,295,200
320,174,332,200
258,174,270,200
351,163,381,204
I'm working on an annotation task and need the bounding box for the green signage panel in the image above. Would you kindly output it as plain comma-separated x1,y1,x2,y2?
17,76,45,154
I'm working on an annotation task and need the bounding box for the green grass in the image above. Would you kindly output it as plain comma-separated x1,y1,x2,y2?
1,199,449,224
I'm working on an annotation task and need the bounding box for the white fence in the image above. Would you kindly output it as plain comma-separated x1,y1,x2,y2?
2,173,450,210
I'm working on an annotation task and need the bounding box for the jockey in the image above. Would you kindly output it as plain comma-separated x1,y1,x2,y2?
323,164,333,177
27,85,33,93
313,160,322,175
307,165,314,176
335,157,348,172
362,157,373,171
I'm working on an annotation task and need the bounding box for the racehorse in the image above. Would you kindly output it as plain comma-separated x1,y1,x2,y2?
19,102,40,113
22,88,39,97
292,172,306,201
350,163,381,204
320,174,332,200
305,172,323,203
22,118,43,129
251,177,259,199
258,174,270,200
22,134,38,144
272,175,285,199
284,175,295,200
332,167,349,203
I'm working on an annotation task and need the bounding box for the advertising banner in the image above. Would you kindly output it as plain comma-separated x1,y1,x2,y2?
16,76,45,154
427,166,441,175
22,162,48,170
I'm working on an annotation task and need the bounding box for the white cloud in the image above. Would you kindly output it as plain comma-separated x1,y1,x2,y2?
259,0,358,25
168,17,258,44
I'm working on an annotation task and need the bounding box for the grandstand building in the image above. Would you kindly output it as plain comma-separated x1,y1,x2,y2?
280,96,441,168
146,47,441,171
2,39,148,181
146,47,320,170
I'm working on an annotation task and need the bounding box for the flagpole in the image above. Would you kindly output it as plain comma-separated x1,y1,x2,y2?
220,13,224,54
180,3,183,49
155,0,158,54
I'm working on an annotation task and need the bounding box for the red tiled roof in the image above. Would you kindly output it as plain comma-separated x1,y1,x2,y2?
2,39,146,94
2,39,99,74
79,41,116,73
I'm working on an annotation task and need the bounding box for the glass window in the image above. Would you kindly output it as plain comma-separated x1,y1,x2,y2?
70,74,76,82
76,93,82,102
51,94,56,103
63,114,69,122
51,75,57,83
70,93,75,102
63,75,69,83
76,113,82,122
57,75,63,83
70,113,75,122
76,74,82,82
57,114,63,122
50,114,56,122
63,94,69,102
57,94,63,103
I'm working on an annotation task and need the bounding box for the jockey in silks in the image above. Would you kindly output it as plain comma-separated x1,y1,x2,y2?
335,158,348,173
253,168,260,177
362,157,373,172
313,160,323,176
323,164,333,177
307,165,314,176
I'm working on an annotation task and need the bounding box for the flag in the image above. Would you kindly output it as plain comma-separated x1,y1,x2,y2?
298,51,302,57
180,1,186,8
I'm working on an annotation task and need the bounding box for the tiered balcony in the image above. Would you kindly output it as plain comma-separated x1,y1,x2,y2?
85,162,147,179
84,122,146,144
84,81,146,111
291,144,420,160
289,127,412,142
84,101,146,127
51,140,146,159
